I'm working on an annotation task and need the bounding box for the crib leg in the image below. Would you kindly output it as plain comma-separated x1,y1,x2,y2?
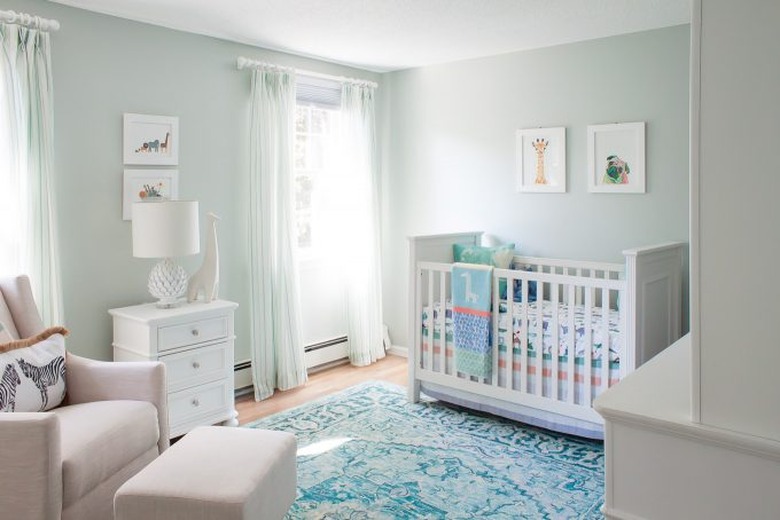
408,379,421,403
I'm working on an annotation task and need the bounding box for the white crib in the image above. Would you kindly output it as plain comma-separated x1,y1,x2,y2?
407,232,685,439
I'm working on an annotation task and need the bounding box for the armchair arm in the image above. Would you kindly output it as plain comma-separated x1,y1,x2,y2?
0,413,61,520
66,353,169,452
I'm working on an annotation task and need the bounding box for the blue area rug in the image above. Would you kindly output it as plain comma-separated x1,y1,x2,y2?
246,381,604,519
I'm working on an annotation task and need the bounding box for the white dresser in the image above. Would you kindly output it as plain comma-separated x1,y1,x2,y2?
110,300,239,438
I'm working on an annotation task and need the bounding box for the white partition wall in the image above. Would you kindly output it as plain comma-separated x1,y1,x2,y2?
693,0,780,440
595,1,780,517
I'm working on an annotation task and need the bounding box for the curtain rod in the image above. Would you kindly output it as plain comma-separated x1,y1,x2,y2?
0,10,60,32
236,57,378,89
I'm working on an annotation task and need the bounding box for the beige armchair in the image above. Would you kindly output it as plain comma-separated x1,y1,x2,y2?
0,276,168,520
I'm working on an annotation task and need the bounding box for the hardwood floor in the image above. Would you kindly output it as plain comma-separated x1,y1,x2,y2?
236,354,407,425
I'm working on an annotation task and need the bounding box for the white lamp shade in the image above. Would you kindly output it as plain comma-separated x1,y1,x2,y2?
132,200,200,258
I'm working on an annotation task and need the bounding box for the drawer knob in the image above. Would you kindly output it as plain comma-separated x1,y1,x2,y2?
191,329,200,337
191,398,200,407
192,361,201,369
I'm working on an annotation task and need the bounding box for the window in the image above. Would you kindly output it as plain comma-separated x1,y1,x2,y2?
293,104,339,249
293,75,342,251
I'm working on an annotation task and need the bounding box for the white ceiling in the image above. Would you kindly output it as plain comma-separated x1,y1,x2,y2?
49,0,691,72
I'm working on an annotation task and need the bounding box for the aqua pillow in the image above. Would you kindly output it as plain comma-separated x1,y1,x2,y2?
452,243,515,268
453,243,516,298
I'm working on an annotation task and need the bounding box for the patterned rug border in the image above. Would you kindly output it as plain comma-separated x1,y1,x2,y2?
243,380,413,429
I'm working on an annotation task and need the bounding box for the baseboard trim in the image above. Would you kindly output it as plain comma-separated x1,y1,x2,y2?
388,345,408,358
308,357,350,374
233,347,405,398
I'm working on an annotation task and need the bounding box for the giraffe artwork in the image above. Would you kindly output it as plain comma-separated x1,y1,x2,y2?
517,127,566,193
532,138,549,185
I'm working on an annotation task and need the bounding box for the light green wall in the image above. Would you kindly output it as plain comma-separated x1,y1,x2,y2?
7,2,690,363
380,26,690,346
8,0,381,361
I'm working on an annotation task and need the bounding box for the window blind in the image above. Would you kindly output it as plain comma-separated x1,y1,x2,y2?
296,75,341,109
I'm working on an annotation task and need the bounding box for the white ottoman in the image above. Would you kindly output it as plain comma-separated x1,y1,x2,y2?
114,426,297,520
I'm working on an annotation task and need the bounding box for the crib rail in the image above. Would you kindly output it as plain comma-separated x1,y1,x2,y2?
413,260,626,423
513,254,624,278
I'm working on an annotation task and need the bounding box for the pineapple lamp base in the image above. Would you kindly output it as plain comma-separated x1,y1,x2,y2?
148,258,188,308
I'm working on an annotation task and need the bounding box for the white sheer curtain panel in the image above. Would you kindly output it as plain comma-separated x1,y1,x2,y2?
248,67,308,400
0,21,62,325
339,83,384,366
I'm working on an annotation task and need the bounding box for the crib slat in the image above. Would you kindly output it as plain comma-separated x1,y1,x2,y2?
507,276,516,391
416,267,423,372
492,274,499,387
427,271,434,372
535,282,543,396
584,287,593,407
567,284,576,405
520,277,529,394
439,270,446,375
551,283,560,401
601,287,610,394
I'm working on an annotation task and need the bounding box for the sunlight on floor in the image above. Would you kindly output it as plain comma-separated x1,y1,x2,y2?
297,437,353,457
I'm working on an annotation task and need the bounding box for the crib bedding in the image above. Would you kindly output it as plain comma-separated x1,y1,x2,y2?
421,299,621,402
422,299,621,362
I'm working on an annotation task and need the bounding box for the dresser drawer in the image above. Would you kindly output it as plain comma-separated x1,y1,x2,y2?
158,316,228,351
169,379,231,430
161,343,230,393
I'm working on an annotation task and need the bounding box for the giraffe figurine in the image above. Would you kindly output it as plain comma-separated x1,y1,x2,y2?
187,212,220,303
532,138,549,185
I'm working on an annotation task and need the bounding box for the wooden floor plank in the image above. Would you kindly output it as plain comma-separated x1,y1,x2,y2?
237,354,407,425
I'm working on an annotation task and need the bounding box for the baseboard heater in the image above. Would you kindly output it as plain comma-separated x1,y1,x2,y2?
233,336,349,394
303,335,348,370
234,360,251,372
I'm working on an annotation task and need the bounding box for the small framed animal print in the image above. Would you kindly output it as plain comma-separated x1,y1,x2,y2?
123,113,179,166
122,169,179,220
587,122,645,193
516,127,566,193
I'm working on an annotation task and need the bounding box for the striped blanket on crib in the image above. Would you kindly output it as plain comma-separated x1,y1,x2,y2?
452,263,493,378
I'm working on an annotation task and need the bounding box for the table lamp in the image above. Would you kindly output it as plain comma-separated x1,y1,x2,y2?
132,200,200,307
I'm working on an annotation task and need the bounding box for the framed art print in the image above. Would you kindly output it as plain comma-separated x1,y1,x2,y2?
587,122,645,193
123,113,179,165
516,127,566,193
122,169,179,220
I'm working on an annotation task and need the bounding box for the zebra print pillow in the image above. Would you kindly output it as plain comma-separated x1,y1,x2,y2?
0,333,66,412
